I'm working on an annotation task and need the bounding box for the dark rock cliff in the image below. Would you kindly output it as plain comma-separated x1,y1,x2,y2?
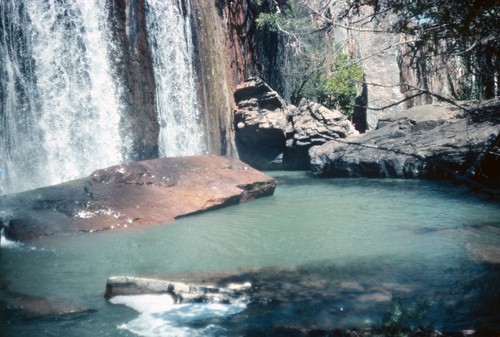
106,0,242,158
190,0,237,156
189,0,287,157
216,0,287,99
108,0,159,160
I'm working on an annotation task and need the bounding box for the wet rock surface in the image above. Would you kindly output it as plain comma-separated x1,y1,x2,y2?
0,291,95,320
105,276,252,304
105,265,499,337
0,156,276,241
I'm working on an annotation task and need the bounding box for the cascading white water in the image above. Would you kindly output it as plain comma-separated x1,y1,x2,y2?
145,0,207,157
0,0,130,195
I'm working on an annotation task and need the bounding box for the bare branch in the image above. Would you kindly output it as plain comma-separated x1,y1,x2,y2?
398,83,471,112
297,0,389,33
354,38,422,64
353,92,423,111
355,81,472,112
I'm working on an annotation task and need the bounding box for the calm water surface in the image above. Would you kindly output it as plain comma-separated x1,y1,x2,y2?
1,172,499,336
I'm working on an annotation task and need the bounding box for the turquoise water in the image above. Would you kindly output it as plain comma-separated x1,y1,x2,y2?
1,172,499,336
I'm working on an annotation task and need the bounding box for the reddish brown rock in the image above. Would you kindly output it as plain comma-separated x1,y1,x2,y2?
0,156,276,241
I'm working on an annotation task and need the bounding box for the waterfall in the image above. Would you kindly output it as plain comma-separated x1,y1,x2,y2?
0,0,131,195
0,0,210,195
145,0,207,157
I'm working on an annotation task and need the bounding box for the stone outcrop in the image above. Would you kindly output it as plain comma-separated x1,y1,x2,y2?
310,100,500,194
105,276,252,304
286,99,359,168
327,4,406,130
0,156,276,241
234,79,290,169
291,100,356,144
234,78,357,170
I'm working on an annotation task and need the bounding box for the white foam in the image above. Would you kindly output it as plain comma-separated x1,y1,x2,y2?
110,294,247,337
110,294,175,314
0,231,22,248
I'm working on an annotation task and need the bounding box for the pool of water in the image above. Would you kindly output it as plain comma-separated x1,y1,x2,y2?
1,172,499,336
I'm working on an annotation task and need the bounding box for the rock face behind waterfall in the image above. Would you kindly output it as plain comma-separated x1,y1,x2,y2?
107,0,159,160
234,78,357,170
0,156,276,241
309,100,500,193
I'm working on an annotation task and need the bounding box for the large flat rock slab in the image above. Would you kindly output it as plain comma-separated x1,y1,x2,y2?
0,156,276,241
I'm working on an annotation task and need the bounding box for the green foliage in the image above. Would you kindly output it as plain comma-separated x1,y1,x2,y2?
318,54,364,117
254,1,365,117
255,12,281,30
381,297,433,337
456,79,480,101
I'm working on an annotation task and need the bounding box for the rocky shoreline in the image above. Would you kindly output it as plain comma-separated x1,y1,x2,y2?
233,79,499,197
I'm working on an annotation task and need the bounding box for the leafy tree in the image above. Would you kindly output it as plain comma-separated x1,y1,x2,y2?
255,0,363,116
247,0,499,115
318,54,364,117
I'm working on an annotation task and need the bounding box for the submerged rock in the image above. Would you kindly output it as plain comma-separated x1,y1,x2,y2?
0,291,95,319
0,156,276,241
468,244,500,264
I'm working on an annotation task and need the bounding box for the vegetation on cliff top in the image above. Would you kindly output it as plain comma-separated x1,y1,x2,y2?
254,0,364,117
224,0,499,112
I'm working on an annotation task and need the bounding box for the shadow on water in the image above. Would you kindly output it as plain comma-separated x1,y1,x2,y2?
150,257,500,336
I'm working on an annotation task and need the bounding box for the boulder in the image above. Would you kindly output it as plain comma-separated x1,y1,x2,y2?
0,156,276,241
234,79,356,170
234,78,290,169
309,100,500,194
291,99,357,145
285,99,358,169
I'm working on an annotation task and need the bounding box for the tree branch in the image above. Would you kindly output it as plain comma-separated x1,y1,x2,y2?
297,0,389,33
358,81,472,112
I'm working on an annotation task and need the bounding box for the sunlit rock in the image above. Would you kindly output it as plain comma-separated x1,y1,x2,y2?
310,99,500,194
0,156,276,241
233,78,289,170
105,276,252,304
233,78,356,170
